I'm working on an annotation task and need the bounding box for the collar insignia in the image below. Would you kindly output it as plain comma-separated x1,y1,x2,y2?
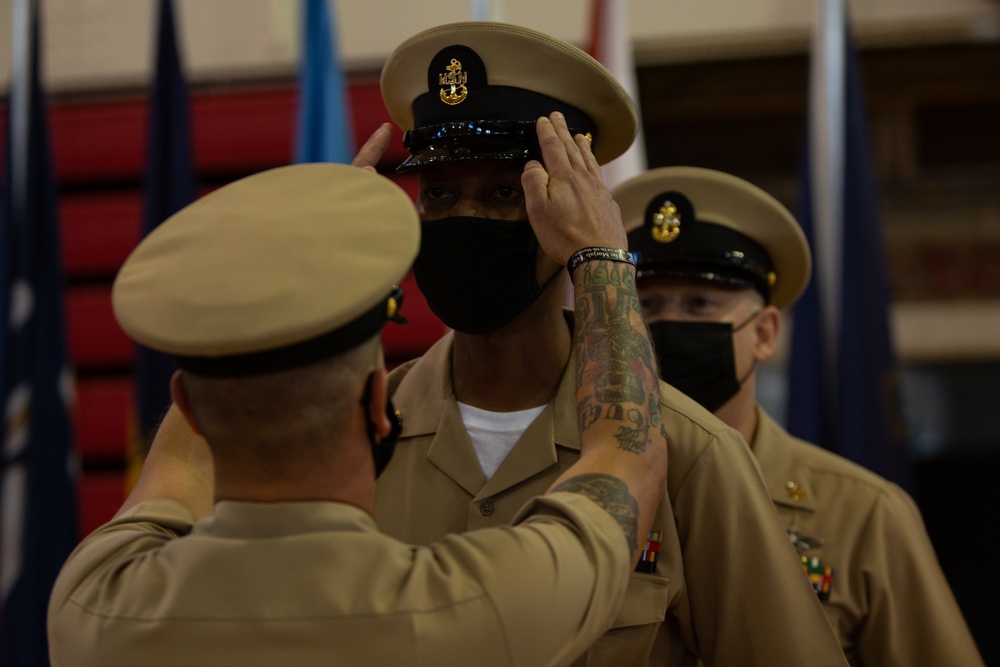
785,480,807,501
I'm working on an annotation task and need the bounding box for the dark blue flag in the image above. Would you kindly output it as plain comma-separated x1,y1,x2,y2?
294,0,355,164
130,0,196,478
0,2,79,665
788,16,911,489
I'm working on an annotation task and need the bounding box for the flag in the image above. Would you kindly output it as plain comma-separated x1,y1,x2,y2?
787,0,911,489
294,0,354,164
469,0,505,20
127,0,196,490
588,0,647,189
0,1,79,664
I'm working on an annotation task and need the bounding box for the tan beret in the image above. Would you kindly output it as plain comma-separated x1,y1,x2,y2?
381,21,638,168
614,166,811,310
112,164,420,375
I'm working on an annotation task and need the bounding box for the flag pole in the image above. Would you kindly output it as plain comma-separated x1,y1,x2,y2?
9,0,37,229
809,0,845,407
1,0,36,606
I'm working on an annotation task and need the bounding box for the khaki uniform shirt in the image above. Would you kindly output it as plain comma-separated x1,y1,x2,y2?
48,494,631,667
376,332,848,667
752,407,984,667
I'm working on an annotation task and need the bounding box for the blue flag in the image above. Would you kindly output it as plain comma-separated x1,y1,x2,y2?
0,3,79,665
132,0,196,464
788,16,911,489
294,0,355,164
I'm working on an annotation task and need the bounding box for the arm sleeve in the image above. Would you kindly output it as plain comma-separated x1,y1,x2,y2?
673,430,848,667
47,499,195,664
855,486,984,666
425,492,633,667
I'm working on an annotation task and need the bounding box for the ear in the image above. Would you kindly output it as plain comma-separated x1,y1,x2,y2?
753,306,782,363
365,368,393,440
169,370,205,437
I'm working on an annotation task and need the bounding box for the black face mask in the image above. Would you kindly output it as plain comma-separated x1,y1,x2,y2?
412,216,560,335
362,374,402,478
648,313,757,413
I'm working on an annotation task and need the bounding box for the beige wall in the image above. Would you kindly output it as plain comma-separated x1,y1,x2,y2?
1,0,998,92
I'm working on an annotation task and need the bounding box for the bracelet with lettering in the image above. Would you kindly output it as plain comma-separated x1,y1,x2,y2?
567,246,635,280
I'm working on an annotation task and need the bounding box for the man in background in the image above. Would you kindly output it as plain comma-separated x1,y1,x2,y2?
616,165,984,666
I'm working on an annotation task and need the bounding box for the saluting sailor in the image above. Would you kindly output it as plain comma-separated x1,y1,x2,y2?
371,20,850,667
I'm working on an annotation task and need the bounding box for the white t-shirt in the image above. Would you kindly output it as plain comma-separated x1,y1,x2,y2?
457,401,546,480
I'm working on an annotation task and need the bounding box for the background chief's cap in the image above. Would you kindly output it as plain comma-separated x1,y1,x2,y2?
112,164,420,377
614,166,811,310
381,21,638,170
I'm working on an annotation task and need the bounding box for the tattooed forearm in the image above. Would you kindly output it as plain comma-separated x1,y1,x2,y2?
551,473,640,553
574,260,665,454
615,408,649,454
577,395,603,431
575,261,660,379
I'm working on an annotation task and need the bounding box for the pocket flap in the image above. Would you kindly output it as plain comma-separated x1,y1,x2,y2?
610,573,671,628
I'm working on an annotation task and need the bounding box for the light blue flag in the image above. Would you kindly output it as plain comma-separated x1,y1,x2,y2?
294,0,355,164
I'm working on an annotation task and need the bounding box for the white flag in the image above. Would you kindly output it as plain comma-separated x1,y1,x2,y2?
588,0,647,189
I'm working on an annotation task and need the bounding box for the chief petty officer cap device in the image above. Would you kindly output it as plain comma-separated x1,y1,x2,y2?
381,21,639,170
112,164,420,376
614,166,811,310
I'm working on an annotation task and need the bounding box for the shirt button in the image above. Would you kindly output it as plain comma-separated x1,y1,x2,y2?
480,501,495,517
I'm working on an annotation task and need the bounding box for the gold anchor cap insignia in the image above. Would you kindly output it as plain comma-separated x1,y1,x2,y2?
651,200,681,243
439,58,468,105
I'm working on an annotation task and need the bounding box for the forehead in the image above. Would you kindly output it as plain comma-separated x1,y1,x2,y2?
417,159,527,185
636,275,757,300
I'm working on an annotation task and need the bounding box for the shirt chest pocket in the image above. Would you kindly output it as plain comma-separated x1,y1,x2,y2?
611,572,671,628
581,574,672,667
